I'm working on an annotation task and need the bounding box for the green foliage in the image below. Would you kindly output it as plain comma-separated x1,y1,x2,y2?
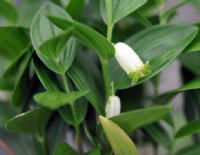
0,0,200,154
34,90,89,109
99,116,139,155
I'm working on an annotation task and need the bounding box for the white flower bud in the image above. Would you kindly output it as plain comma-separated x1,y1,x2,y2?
114,42,150,84
105,96,121,118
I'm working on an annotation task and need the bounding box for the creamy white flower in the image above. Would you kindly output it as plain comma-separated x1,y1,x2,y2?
105,96,121,118
114,42,150,84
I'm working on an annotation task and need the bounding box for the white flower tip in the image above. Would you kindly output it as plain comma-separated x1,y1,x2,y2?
114,42,151,84
105,96,121,118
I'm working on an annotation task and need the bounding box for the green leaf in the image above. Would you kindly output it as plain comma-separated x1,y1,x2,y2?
185,24,200,53
33,56,59,92
34,90,89,110
0,101,18,127
46,15,115,60
175,120,200,138
68,52,104,114
100,0,147,24
180,52,200,76
58,98,88,125
16,0,44,28
155,78,200,104
11,70,29,107
30,2,74,74
111,105,174,133
54,143,78,155
5,49,33,106
110,25,198,90
0,0,17,23
175,144,200,155
99,116,139,155
0,27,30,90
6,107,51,136
66,0,84,20
39,28,73,60
145,123,173,150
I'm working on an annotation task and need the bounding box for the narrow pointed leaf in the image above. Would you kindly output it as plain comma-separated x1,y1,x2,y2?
99,116,139,155
100,0,147,24
155,78,200,104
34,90,89,109
111,105,174,133
39,27,73,60
175,144,200,155
46,15,115,60
145,123,173,150
176,120,200,138
6,107,51,136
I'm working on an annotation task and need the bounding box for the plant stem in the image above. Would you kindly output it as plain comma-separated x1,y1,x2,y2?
61,73,82,153
101,0,114,102
153,73,160,98
155,0,165,25
101,59,111,100
106,0,113,42
36,135,47,155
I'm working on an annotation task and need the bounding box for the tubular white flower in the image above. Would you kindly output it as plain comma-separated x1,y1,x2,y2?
105,96,121,118
114,42,150,84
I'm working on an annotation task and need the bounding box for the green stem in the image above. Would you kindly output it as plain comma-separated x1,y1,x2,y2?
36,135,47,155
101,0,114,103
61,73,82,153
75,125,82,153
155,0,165,25
101,59,111,100
106,0,113,42
153,74,160,98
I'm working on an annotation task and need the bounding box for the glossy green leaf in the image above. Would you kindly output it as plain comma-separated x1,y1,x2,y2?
175,144,200,155
11,70,29,107
58,98,88,125
68,52,104,114
6,49,33,106
110,25,198,90
54,143,78,155
33,56,59,92
66,0,84,20
30,2,74,74
180,52,200,76
0,101,17,127
145,123,173,150
39,28,73,60
46,116,66,154
0,27,30,90
111,105,174,133
46,15,115,60
16,0,44,28
3,47,32,79
155,78,200,104
6,107,51,136
176,120,200,138
99,116,139,155
34,90,89,110
0,0,17,23
100,0,147,24
185,24,200,53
